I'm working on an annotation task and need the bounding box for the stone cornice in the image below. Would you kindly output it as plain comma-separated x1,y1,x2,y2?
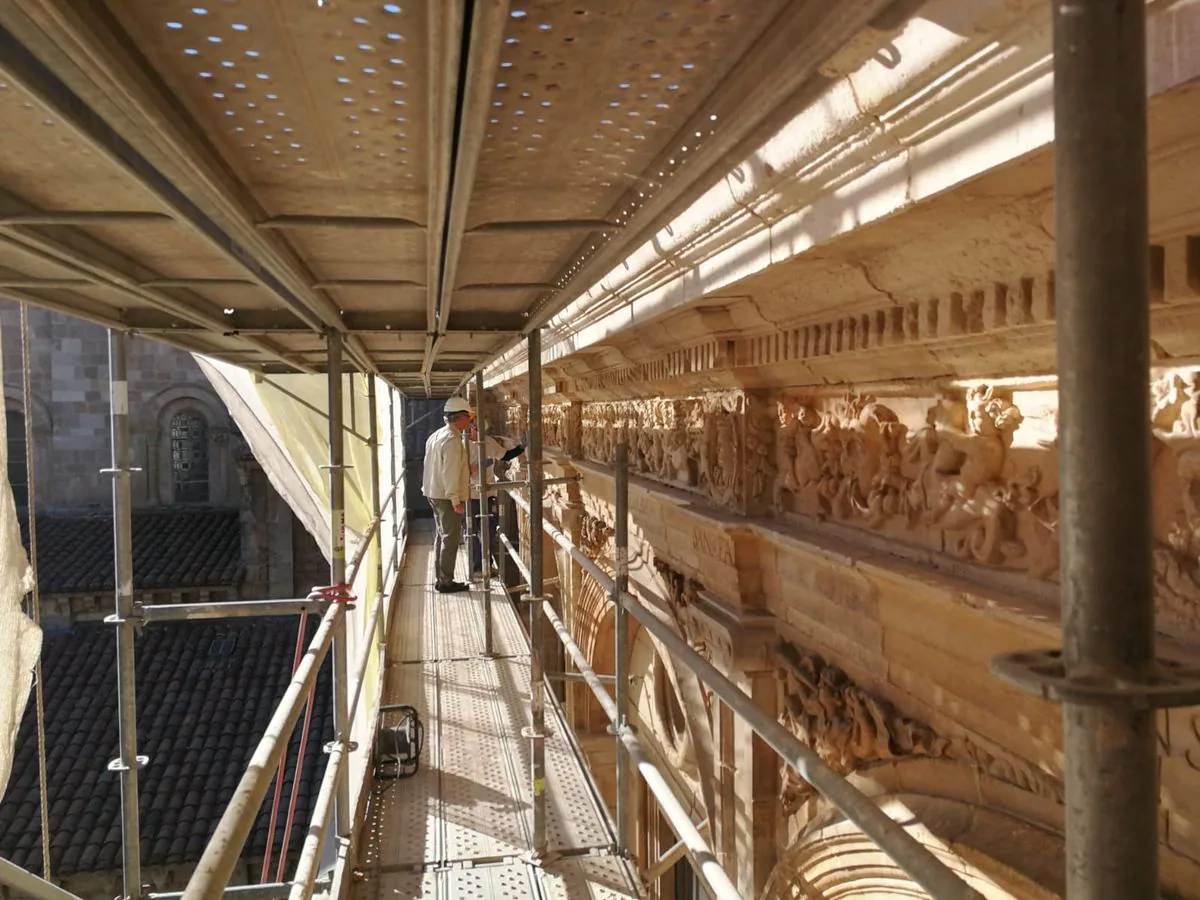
485,0,1200,392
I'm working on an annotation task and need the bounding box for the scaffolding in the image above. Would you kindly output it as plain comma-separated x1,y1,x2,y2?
0,2,1193,898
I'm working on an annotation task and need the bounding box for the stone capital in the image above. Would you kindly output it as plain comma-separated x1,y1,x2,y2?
684,588,777,674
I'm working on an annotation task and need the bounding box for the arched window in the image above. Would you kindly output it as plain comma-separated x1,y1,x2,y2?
170,409,209,504
6,410,26,511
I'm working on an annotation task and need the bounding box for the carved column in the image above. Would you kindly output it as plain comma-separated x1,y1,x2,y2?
733,668,780,896
681,589,779,896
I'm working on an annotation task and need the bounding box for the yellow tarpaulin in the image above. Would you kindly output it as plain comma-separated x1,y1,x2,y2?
197,357,406,850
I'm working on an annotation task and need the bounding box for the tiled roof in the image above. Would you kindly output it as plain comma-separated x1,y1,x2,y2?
0,619,333,877
19,509,242,593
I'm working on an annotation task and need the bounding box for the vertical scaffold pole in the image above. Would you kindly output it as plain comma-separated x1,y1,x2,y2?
368,376,383,654
475,371,494,657
1055,1,1156,895
326,332,351,838
107,330,142,900
390,391,399,548
613,442,632,856
527,328,548,858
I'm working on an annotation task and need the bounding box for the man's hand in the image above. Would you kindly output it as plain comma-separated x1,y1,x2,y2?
454,502,465,515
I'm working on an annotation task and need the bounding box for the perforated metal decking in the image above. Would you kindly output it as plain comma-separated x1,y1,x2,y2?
354,528,641,899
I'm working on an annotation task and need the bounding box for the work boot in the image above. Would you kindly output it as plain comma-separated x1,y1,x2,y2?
436,581,469,594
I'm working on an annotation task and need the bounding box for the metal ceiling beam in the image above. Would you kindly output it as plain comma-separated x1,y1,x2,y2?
423,0,511,384
140,278,256,289
465,220,623,235
255,360,479,376
0,3,379,376
3,274,429,293
257,216,424,232
0,211,172,226
0,278,89,289
120,308,528,335
0,196,314,373
424,0,467,397
0,284,284,366
457,282,558,292
313,279,424,290
498,0,898,359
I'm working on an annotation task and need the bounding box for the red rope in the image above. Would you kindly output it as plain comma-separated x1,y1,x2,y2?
275,676,317,880
262,584,353,878
260,611,308,883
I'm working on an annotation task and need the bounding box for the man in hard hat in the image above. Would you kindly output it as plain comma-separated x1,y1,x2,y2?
422,396,474,593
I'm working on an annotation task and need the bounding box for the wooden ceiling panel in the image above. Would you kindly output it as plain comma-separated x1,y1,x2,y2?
0,79,162,212
110,0,430,219
285,227,425,284
465,0,788,224
454,230,575,289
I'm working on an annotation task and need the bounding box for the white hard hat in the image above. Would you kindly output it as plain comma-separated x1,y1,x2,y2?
444,397,471,416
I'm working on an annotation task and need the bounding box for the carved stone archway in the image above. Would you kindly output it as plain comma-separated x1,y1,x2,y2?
763,761,1066,900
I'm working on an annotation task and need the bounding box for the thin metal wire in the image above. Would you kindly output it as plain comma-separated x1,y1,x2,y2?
261,615,308,882
20,302,51,882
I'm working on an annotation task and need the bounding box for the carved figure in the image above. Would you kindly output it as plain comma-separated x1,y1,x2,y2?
772,401,801,508
775,640,1062,815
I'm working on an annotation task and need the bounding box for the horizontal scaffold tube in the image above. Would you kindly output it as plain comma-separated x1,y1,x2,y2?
181,605,344,900
541,601,742,900
0,858,84,900
136,598,330,623
506,491,984,900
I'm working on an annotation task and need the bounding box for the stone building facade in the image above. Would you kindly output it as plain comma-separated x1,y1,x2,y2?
0,300,239,512
0,299,327,605
483,2,1200,898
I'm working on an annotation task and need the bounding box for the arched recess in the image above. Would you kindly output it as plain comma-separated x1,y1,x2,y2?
3,384,52,510
141,386,234,506
763,758,1066,900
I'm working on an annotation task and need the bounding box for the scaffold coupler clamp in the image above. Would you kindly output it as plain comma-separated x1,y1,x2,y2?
99,465,143,477
991,648,1200,710
107,754,149,773
105,603,146,635
310,583,357,610
520,849,561,869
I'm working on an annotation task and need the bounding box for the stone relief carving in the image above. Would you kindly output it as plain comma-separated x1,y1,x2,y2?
555,368,1200,640
776,640,1063,815
577,513,613,559
773,385,1044,569
542,403,568,450
579,392,773,514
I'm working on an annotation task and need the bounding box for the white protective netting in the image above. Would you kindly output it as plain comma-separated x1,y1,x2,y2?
196,356,405,843
0,332,42,802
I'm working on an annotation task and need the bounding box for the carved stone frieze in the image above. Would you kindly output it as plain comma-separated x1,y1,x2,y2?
773,385,1040,569
543,402,568,451
505,403,528,440
775,640,1063,816
540,367,1200,641
580,391,771,514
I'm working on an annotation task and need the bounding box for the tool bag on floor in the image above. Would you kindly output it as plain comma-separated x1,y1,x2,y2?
375,704,423,779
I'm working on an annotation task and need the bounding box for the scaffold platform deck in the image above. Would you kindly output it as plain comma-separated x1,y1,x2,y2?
352,526,640,900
